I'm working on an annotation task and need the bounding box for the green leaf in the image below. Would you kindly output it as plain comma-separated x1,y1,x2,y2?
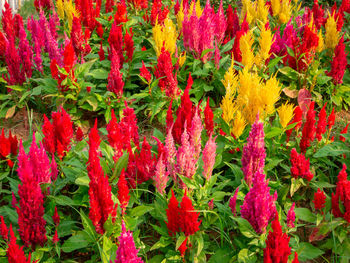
89,68,109,80
150,237,171,250
265,127,282,139
314,142,350,158
232,218,258,238
290,178,302,197
75,176,90,186
130,205,154,217
80,209,97,242
86,97,98,111
61,232,90,253
237,248,257,263
294,208,316,223
297,242,324,261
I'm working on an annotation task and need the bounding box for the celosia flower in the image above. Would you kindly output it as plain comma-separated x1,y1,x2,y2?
239,30,255,70
255,25,273,68
202,135,217,181
166,190,181,235
286,106,303,142
150,0,169,26
241,116,266,187
229,188,239,216
313,188,326,212
107,48,124,98
124,28,134,62
290,148,313,181
165,126,177,181
114,221,144,263
204,98,214,136
340,123,349,142
278,103,295,129
300,102,316,153
7,225,35,263
166,100,174,132
292,252,300,263
241,171,277,234
128,137,157,187
51,156,58,181
331,164,350,222
53,207,60,226
176,127,197,183
114,1,128,26
87,122,117,234
154,154,169,195
324,11,340,50
76,127,84,142
179,191,201,236
172,74,194,143
0,129,18,166
52,229,59,244
140,61,152,83
316,103,327,141
153,17,177,56
98,41,105,61
42,107,74,159
178,236,188,257
16,143,47,248
326,108,335,131
71,16,91,60
108,22,124,67
154,47,179,98
117,169,130,214
263,215,291,262
28,135,52,184
287,203,296,228
0,216,8,240
1,2,14,39
225,5,240,40
327,36,348,85
190,109,203,160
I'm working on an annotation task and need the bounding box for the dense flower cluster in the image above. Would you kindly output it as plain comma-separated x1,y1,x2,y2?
42,107,74,159
87,122,117,234
313,188,326,212
166,190,201,236
263,215,291,263
16,143,47,248
241,116,266,187
290,148,314,181
0,129,18,167
331,164,350,222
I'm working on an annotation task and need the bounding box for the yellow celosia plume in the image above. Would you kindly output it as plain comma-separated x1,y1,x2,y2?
178,51,187,67
278,103,295,128
222,54,236,88
325,12,340,50
255,25,274,68
153,17,177,56
317,30,324,53
64,0,79,30
56,0,64,20
279,0,292,24
231,110,247,138
256,0,269,25
271,0,281,16
240,31,255,70
241,0,255,25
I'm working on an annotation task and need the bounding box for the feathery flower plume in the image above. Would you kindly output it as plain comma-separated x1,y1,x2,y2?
0,216,8,240
327,36,348,85
300,102,316,153
53,207,60,226
42,107,74,159
331,164,350,222
241,116,266,187
176,126,197,184
153,17,177,56
154,153,169,195
202,135,216,181
124,28,134,62
313,188,326,213
190,108,203,159
0,129,18,167
340,123,349,142
150,0,169,26
263,215,291,262
241,171,277,234
107,48,124,98
52,229,59,244
278,103,295,129
7,225,35,263
316,103,327,141
154,47,179,98
166,190,181,235
286,106,303,142
114,221,144,263
327,107,335,131
165,125,177,181
178,237,188,257
87,122,117,234
324,11,340,50
16,143,47,248
140,61,152,83
179,191,201,236
287,203,296,228
117,169,130,214
204,98,214,135
290,148,313,181
229,188,239,216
